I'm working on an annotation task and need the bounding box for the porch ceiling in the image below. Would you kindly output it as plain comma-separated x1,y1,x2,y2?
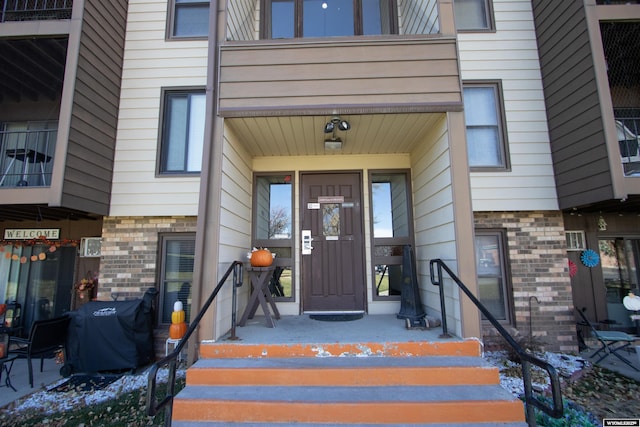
0,37,67,103
225,113,443,156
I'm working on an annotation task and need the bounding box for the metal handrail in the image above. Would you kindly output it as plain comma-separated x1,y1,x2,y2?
1,0,73,22
429,259,563,427
146,260,244,426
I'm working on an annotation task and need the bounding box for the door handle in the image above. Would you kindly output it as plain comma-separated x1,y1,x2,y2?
302,230,313,255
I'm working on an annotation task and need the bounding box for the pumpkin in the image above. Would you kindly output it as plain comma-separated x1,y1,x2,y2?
169,322,187,339
250,249,273,267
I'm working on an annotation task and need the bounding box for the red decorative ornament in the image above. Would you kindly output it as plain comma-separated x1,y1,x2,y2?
568,259,578,278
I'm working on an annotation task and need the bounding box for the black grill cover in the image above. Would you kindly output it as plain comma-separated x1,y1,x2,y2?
66,291,155,373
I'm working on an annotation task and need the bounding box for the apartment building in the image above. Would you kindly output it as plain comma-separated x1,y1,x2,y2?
0,0,123,331
2,0,601,354
95,0,577,353
532,0,640,338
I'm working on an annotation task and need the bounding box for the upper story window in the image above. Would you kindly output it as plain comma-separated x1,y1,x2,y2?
263,0,396,39
168,0,210,39
158,89,206,175
453,0,494,31
463,81,509,171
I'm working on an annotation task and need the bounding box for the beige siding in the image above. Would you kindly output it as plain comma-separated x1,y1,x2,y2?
110,0,208,216
218,39,461,115
410,115,462,336
459,0,558,211
215,127,253,338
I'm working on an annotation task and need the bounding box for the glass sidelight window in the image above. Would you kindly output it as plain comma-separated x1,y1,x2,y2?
370,171,413,299
253,174,294,299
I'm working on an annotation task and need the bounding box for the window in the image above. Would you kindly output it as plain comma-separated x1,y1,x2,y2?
565,231,586,251
370,171,413,298
169,0,210,39
475,230,512,322
159,234,195,324
454,0,493,31
463,82,509,170
159,89,206,175
598,238,640,329
253,174,294,299
263,0,396,39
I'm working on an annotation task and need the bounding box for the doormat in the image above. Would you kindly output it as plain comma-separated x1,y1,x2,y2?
48,374,120,393
310,313,363,322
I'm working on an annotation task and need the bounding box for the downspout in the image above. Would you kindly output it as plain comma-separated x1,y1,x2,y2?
188,0,221,365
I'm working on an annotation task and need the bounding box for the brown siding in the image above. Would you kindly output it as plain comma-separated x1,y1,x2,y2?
218,38,462,115
532,0,614,209
63,0,128,215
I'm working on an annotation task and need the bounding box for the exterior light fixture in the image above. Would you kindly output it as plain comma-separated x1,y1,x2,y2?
324,138,343,150
323,116,350,150
324,116,350,133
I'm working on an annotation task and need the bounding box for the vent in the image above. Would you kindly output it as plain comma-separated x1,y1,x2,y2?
565,231,586,251
80,237,102,257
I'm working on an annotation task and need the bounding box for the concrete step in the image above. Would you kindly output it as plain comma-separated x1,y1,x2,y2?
199,339,482,358
173,423,528,427
172,339,525,425
172,384,525,425
186,356,501,386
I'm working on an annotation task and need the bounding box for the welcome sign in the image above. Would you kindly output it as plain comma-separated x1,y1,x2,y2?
3,228,60,240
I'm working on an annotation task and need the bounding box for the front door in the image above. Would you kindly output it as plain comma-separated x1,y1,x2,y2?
300,172,365,312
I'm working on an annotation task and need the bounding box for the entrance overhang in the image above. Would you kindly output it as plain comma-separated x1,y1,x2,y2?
224,113,445,157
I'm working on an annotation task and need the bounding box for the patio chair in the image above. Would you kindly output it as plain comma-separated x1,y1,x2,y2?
575,307,639,372
10,315,71,387
617,120,640,158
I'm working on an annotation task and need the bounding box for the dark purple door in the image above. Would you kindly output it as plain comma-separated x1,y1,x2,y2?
301,172,365,312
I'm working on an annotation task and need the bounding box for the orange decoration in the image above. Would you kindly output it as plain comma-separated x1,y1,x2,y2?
20,256,27,264
4,252,10,259
31,255,37,261
169,322,187,339
38,252,46,260
250,249,273,267
11,254,18,261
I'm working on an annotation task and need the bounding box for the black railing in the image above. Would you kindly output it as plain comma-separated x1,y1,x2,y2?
429,259,563,427
1,0,72,22
0,129,56,187
146,260,244,427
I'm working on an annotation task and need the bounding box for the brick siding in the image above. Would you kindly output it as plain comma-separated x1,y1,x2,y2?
474,211,578,353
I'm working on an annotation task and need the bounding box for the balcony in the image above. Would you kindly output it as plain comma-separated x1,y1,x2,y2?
220,0,458,116
0,128,56,188
226,0,440,41
1,0,72,23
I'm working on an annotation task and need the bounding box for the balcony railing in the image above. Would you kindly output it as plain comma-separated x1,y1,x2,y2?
1,0,72,23
226,0,440,41
0,129,56,188
597,1,640,4
617,117,640,177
